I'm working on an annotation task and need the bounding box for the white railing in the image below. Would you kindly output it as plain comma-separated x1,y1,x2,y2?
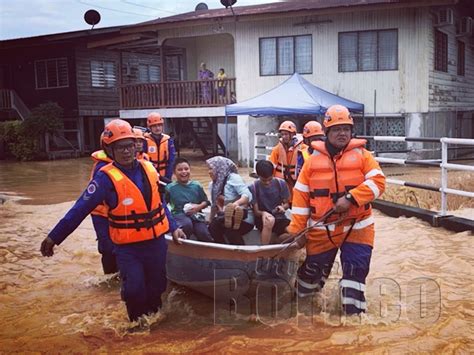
357,136,474,216
253,134,474,216
0,89,31,120
11,90,31,121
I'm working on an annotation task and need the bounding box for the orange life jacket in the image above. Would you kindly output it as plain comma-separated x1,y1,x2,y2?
273,136,303,182
145,133,170,176
90,150,112,218
136,151,150,161
307,139,372,223
100,160,169,245
300,144,311,163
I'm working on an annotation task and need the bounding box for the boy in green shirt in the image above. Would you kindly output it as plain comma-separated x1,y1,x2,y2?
165,158,213,242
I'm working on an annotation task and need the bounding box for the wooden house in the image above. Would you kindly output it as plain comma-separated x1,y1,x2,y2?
105,0,473,163
1,0,473,162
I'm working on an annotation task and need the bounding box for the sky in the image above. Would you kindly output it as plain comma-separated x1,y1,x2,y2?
0,0,275,40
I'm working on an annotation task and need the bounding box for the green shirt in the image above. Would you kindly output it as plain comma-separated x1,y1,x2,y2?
165,180,210,216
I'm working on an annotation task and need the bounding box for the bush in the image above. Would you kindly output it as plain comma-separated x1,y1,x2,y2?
0,121,38,160
24,101,63,135
0,102,63,160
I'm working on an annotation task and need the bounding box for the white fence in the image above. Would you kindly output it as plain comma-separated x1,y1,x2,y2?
253,133,474,216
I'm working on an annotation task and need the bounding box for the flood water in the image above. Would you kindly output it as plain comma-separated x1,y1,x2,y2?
0,155,473,353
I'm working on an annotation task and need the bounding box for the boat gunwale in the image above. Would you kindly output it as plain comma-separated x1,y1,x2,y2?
164,235,294,253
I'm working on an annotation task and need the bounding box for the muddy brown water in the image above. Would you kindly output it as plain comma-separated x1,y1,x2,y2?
0,155,472,353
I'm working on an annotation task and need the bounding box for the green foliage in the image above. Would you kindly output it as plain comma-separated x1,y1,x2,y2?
0,120,37,160
0,102,63,160
24,101,63,135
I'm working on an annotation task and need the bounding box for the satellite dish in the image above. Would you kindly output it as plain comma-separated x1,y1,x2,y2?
220,0,237,8
195,3,209,11
84,9,101,28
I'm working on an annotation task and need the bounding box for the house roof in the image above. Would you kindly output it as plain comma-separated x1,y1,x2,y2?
0,25,130,49
130,0,449,29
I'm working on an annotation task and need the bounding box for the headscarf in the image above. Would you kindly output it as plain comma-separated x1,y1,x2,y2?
206,156,238,205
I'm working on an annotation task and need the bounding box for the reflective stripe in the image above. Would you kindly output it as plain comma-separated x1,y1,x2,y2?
108,168,124,182
297,278,321,290
343,216,374,231
363,179,380,199
294,181,309,192
341,297,367,310
340,279,366,292
311,150,321,156
365,169,385,179
309,218,336,231
292,207,310,215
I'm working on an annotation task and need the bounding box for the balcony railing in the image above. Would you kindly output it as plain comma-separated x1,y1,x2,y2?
120,78,236,109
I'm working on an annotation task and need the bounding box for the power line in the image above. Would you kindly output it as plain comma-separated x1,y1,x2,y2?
76,0,156,17
121,0,178,15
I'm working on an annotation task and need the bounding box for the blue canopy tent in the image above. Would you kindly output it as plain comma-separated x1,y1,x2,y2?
223,73,364,155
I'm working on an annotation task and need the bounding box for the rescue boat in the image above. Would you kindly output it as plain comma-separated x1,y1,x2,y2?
164,230,300,300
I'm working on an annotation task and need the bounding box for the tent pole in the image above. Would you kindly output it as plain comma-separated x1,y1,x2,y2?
225,114,228,157
374,89,377,156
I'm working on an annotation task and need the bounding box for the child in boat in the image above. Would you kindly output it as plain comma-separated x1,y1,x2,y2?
249,160,291,244
206,156,254,245
166,158,213,242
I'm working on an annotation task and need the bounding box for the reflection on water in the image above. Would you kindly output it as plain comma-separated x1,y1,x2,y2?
0,158,93,205
0,156,473,352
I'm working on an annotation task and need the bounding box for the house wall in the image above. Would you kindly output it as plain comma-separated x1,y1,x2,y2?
165,34,235,80
234,7,431,116
428,9,474,112
121,52,160,84
75,47,121,117
0,44,78,116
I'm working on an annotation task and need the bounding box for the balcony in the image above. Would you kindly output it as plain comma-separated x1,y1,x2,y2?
120,78,236,109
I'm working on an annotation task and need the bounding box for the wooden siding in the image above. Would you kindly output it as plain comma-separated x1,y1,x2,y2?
75,48,120,116
428,9,474,111
121,52,160,85
0,44,78,116
233,7,431,115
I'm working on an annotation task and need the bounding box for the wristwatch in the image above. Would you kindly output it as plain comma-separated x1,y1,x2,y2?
345,193,352,200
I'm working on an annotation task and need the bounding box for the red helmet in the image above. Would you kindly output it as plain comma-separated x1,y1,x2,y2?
279,120,297,134
133,128,146,141
102,119,135,145
323,105,353,128
303,121,324,138
147,112,164,127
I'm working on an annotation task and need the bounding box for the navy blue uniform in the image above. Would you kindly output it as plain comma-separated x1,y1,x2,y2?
91,161,117,274
49,160,177,321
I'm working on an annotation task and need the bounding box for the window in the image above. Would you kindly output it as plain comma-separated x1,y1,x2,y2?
338,29,398,72
259,35,312,76
91,60,116,87
35,58,68,89
457,40,465,76
138,64,160,82
434,29,448,72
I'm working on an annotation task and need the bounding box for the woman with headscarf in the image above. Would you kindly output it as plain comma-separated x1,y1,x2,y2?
206,156,254,245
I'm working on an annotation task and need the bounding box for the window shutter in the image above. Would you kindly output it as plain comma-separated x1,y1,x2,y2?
260,38,276,75
339,32,358,72
358,31,377,71
57,58,69,86
278,37,294,75
295,35,312,74
378,30,398,70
